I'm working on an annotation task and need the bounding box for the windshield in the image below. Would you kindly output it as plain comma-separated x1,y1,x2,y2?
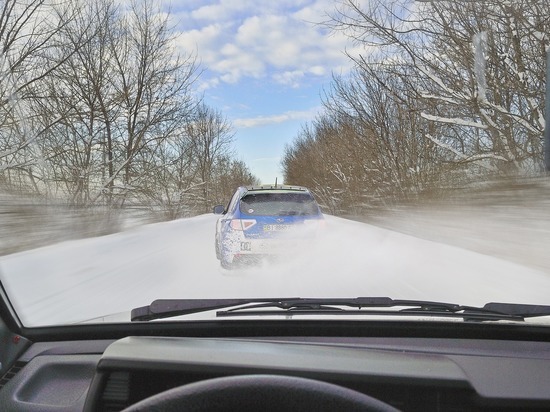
240,192,320,216
1,0,549,327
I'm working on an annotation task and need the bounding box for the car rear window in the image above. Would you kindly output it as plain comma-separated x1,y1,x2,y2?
239,192,320,216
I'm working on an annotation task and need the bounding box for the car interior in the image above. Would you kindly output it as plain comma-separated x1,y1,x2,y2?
1,285,550,412
1,0,549,411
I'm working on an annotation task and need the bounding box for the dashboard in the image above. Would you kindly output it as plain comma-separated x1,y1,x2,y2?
1,331,550,411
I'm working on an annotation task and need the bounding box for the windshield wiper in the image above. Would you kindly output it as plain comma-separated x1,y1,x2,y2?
131,298,301,321
131,297,550,322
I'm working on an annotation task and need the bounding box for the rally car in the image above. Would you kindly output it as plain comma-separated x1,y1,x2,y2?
214,185,324,268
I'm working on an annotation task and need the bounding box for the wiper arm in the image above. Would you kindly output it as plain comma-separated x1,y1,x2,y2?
131,297,302,321
131,297,550,322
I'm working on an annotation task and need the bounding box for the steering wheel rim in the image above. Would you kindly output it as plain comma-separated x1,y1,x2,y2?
122,374,399,412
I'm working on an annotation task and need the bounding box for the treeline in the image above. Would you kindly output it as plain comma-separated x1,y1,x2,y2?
283,0,549,215
0,0,257,220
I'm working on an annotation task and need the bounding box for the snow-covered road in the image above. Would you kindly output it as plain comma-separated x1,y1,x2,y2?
1,214,550,326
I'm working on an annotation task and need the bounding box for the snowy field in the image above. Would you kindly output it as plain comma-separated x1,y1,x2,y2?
366,179,550,275
1,213,550,326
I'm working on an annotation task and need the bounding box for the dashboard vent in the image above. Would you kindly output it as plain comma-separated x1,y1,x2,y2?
99,371,131,412
0,361,27,391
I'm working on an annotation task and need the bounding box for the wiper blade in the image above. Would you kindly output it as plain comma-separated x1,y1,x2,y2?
215,298,538,322
483,302,550,318
131,297,550,322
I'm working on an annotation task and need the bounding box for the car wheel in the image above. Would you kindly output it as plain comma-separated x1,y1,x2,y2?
220,255,233,270
215,236,221,260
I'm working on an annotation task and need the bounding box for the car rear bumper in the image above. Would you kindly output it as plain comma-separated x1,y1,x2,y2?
220,235,308,265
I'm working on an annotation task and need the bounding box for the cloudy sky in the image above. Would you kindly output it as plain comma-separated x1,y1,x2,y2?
160,0,359,183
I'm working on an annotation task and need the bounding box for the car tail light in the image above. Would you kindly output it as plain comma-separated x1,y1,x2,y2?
230,219,257,230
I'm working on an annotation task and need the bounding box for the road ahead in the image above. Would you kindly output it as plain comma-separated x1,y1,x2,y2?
2,214,550,326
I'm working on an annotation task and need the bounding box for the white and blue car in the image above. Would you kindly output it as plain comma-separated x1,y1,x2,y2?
213,185,324,269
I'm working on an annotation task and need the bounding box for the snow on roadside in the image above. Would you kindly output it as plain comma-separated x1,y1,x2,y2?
1,213,549,326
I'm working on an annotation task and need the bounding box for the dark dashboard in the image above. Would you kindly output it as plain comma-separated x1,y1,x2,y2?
1,324,550,411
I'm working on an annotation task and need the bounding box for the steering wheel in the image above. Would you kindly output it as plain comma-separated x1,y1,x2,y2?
122,374,399,412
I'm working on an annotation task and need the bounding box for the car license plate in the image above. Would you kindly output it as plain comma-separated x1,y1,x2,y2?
263,224,292,232
240,242,251,251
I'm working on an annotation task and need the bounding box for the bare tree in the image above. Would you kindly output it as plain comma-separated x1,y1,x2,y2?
91,0,198,207
30,0,120,204
0,0,257,225
211,157,259,206
186,103,234,212
31,0,198,206
135,129,200,220
327,0,549,174
283,66,445,214
0,0,91,189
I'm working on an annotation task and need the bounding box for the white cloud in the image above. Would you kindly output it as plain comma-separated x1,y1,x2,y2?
272,70,305,88
309,65,326,76
233,107,321,129
190,0,259,21
291,0,335,22
172,1,358,89
191,4,227,21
